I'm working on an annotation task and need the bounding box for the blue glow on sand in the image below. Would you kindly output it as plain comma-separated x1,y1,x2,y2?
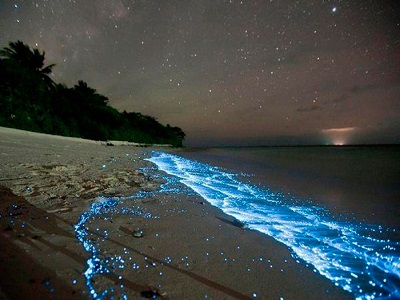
74,193,156,299
147,151,400,300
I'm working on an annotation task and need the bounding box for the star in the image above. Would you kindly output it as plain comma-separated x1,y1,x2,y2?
0,0,398,146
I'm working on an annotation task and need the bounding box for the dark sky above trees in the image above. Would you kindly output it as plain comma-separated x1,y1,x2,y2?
1,0,399,146
0,41,185,146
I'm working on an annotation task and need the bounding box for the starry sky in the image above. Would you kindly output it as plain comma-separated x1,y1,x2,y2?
1,0,399,146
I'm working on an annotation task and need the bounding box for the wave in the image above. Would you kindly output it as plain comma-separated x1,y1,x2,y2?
146,151,400,300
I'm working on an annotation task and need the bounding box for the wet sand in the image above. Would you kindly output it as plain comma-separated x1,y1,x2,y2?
0,127,351,299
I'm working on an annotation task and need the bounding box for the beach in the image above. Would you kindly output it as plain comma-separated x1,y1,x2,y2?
0,127,353,299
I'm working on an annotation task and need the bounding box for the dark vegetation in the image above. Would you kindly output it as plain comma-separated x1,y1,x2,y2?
0,41,185,146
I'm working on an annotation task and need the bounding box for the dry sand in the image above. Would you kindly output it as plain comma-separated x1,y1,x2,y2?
0,127,351,299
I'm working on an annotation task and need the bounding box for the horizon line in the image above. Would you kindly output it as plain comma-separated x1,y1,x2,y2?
184,143,400,149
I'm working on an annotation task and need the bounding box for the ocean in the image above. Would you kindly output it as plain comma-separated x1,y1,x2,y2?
176,146,400,226
147,146,400,299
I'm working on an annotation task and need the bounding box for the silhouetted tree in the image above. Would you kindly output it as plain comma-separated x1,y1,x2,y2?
172,126,186,141
0,40,55,90
73,80,108,106
0,40,186,146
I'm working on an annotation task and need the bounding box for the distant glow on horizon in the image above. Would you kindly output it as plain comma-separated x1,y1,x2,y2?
148,152,400,300
2,1,399,146
333,139,346,146
322,127,357,145
322,127,356,133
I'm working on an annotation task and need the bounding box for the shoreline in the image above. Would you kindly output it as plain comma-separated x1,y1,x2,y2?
0,128,351,299
0,126,174,148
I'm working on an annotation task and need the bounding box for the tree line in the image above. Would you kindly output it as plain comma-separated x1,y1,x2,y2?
0,41,185,146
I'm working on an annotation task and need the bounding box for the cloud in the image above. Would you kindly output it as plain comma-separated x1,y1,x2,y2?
97,0,130,21
350,84,382,95
321,127,357,133
323,94,349,105
323,83,396,107
296,105,321,112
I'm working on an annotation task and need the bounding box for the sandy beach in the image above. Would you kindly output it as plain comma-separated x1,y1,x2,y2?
0,127,351,299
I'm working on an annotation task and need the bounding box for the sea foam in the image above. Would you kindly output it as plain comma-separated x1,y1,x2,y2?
147,151,400,300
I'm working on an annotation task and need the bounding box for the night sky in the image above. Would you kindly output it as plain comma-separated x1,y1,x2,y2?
1,1,399,146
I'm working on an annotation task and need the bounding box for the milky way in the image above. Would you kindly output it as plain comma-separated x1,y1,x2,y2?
1,0,399,146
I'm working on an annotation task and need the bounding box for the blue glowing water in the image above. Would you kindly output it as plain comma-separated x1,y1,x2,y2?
147,151,400,300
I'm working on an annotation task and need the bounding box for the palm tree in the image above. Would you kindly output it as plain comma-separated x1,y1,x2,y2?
73,80,109,106
172,126,186,141
0,40,55,90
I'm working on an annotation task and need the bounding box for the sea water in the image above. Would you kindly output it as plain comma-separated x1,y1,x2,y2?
147,147,400,299
178,146,400,226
